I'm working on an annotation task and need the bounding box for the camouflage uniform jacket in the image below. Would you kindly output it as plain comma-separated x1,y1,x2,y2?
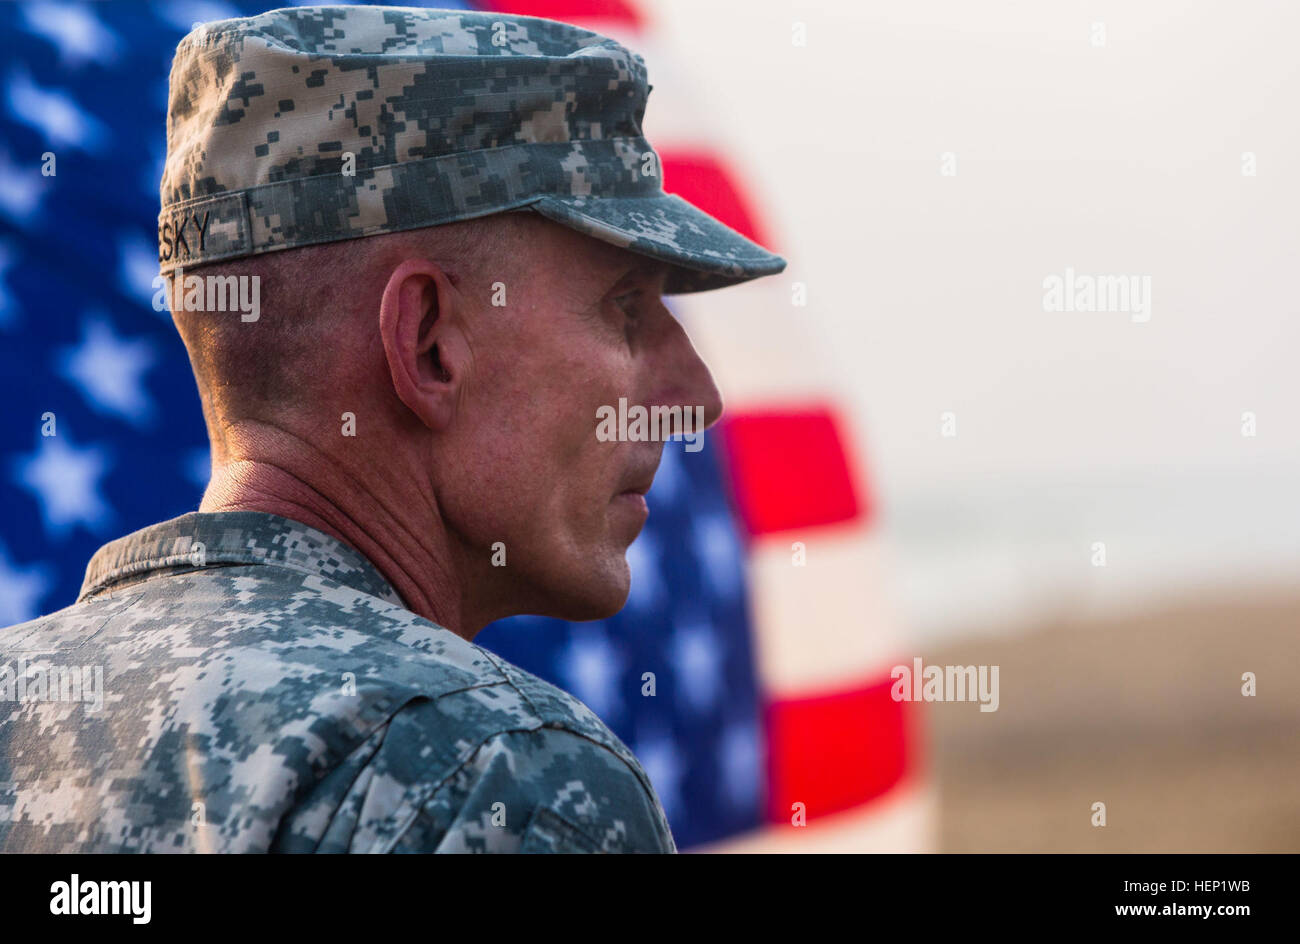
0,511,676,853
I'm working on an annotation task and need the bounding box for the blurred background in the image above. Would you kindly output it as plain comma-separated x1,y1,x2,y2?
2,0,1297,851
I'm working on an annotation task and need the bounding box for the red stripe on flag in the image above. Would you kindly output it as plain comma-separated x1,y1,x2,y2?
764,675,916,824
476,0,646,30
658,150,772,248
718,407,869,537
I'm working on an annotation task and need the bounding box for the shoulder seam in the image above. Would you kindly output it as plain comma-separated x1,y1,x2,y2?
475,646,545,719
473,648,642,772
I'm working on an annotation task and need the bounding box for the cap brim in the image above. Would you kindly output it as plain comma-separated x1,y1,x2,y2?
530,192,786,294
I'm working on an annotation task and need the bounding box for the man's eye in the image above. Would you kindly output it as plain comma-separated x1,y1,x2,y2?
614,290,643,319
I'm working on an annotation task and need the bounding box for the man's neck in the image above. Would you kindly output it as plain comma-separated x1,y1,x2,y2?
199,457,473,639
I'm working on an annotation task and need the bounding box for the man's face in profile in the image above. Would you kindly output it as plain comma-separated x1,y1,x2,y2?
435,217,723,623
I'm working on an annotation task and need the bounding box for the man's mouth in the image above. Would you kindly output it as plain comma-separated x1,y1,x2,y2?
614,437,665,516
613,490,650,521
617,465,658,500
615,481,651,509
614,462,659,515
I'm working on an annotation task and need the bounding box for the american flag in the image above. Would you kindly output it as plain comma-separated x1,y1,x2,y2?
0,0,928,851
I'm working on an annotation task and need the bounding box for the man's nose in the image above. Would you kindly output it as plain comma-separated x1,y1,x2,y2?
655,313,724,431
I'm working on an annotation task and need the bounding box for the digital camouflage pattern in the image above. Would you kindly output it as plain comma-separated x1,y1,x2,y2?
0,511,676,853
158,4,786,293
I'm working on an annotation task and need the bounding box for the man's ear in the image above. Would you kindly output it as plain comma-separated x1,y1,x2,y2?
379,258,468,431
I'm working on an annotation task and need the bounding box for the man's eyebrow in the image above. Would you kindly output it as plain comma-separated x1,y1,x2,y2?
609,258,669,287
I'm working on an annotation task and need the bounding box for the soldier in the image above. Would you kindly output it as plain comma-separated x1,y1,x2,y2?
0,5,784,852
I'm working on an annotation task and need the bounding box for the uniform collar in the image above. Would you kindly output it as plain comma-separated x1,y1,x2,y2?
78,510,406,607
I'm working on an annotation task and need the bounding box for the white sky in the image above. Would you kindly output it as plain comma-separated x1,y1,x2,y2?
648,0,1300,637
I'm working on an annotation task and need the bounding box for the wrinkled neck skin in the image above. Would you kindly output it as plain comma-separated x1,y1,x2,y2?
198,424,477,640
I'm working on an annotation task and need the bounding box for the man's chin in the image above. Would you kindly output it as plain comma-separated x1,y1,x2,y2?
531,556,632,622
545,597,624,623
546,583,629,622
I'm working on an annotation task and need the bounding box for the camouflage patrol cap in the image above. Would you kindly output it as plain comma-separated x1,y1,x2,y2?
158,4,787,293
